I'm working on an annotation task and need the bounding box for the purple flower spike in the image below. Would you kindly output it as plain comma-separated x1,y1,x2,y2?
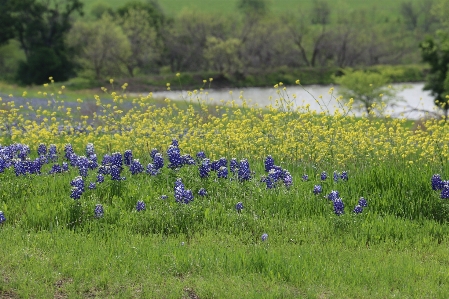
0,211,6,224
136,200,146,211
94,204,104,218
353,205,363,214
235,202,244,212
261,233,268,241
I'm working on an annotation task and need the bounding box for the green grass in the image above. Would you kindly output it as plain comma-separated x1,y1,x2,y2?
84,0,423,19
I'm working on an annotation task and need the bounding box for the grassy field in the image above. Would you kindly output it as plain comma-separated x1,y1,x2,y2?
84,0,423,18
2,82,449,297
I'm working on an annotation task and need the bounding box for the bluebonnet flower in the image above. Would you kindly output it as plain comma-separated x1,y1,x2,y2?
341,171,348,181
171,139,179,147
124,150,133,166
130,159,144,175
198,188,207,196
98,165,110,175
48,144,57,161
146,163,158,175
77,156,89,177
217,166,228,179
64,144,74,161
14,160,27,176
37,143,47,156
333,171,339,182
441,186,449,199
89,182,96,190
211,160,221,171
111,165,121,181
196,151,206,160
327,190,340,201
71,176,85,192
88,156,98,170
302,174,308,181
62,161,69,172
313,185,322,194
96,173,104,183
261,233,268,241
111,152,123,169
230,158,238,174
264,155,275,172
321,171,327,181
48,164,62,174
150,148,158,159
181,154,195,165
333,198,345,215
70,187,83,200
265,177,275,189
238,159,251,181
17,144,30,160
85,143,95,157
431,174,444,190
136,200,146,211
358,197,368,207
153,153,164,170
235,202,244,212
160,195,168,200
0,157,7,173
68,153,78,167
199,159,211,178
183,190,194,203
167,145,183,169
94,204,104,218
283,171,293,188
353,205,363,214
174,178,186,202
0,211,5,224
101,154,112,166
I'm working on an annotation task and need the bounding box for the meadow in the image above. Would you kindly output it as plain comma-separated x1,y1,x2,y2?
1,78,449,298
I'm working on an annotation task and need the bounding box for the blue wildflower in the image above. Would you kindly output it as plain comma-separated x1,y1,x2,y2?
183,189,194,204
333,171,339,182
70,176,85,192
64,144,74,161
264,155,275,172
174,178,186,202
261,233,268,241
196,151,206,160
111,152,123,169
199,159,211,178
167,145,183,169
441,186,449,199
198,188,207,196
181,154,195,165
98,165,111,175
89,182,96,190
353,205,363,214
235,202,244,212
321,171,327,181
171,139,179,147
432,174,444,190
302,174,308,181
0,211,6,224
160,195,168,200
238,159,251,181
150,148,158,159
48,144,57,161
37,143,47,156
77,156,89,177
62,162,69,172
85,143,95,157
265,177,275,189
111,165,121,181
327,190,340,201
230,158,238,174
130,159,144,175
217,166,228,179
124,150,133,166
153,153,164,170
101,154,111,166
94,204,104,218
48,164,62,174
358,197,368,207
146,163,158,175
313,185,322,194
283,171,293,188
341,171,348,181
136,200,146,211
70,187,83,200
96,173,104,183
333,198,345,215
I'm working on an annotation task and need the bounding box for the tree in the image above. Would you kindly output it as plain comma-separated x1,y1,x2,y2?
311,0,331,26
204,37,243,75
420,32,449,118
400,2,419,30
334,70,399,115
9,0,83,84
67,14,131,80
0,0,16,46
237,0,268,18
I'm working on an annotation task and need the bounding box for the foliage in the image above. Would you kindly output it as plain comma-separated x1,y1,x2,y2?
334,70,400,115
420,31,449,117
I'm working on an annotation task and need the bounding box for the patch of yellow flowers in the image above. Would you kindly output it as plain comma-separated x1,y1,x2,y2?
1,82,448,168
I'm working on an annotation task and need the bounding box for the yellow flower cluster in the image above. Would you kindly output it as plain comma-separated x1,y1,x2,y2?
1,85,448,168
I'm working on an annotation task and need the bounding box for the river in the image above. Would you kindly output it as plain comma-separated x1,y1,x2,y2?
148,82,437,120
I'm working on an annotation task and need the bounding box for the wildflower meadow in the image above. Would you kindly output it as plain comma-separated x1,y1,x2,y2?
1,78,449,298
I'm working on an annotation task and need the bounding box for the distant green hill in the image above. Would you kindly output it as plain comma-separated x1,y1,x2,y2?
83,0,421,18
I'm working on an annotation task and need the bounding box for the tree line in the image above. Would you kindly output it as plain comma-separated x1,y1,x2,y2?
1,0,449,113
